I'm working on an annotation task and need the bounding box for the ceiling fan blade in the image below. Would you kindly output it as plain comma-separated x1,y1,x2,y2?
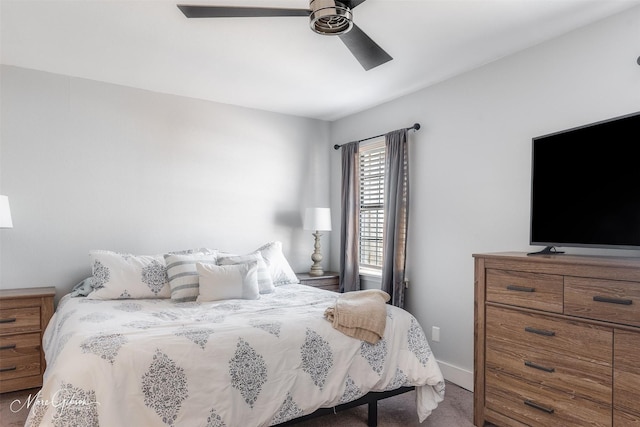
177,5,310,18
343,0,367,9
339,23,392,70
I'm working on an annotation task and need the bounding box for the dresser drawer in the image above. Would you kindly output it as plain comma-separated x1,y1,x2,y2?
486,269,563,313
614,329,640,417
486,341,612,403
486,369,612,427
0,307,41,334
615,410,640,426
486,306,612,365
565,277,640,327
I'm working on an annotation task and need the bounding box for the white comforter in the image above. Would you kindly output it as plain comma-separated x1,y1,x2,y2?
26,285,445,427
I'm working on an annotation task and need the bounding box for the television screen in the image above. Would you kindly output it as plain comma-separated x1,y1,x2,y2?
530,111,640,251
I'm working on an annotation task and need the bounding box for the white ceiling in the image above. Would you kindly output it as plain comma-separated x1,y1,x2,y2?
2,0,639,121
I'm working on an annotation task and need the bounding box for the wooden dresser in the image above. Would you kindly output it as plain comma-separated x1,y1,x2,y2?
0,287,55,393
474,252,640,427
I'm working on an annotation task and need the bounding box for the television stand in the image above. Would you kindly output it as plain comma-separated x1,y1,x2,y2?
473,252,640,427
527,246,565,256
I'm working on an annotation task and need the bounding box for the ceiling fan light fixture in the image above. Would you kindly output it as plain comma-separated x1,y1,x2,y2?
177,0,392,70
309,0,353,35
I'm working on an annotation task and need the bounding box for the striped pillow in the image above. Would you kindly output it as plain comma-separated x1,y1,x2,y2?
217,253,275,294
164,250,218,302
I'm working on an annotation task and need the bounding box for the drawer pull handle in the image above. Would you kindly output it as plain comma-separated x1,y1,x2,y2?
506,285,536,292
593,295,633,305
0,366,17,372
0,318,17,324
0,344,16,351
525,360,555,373
524,326,556,337
524,400,554,414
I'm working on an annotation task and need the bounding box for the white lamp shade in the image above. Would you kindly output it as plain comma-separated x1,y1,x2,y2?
0,195,13,228
303,208,332,231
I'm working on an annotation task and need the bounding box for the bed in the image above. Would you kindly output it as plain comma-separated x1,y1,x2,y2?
25,244,445,427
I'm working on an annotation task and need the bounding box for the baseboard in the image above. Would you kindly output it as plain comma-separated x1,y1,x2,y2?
437,359,473,392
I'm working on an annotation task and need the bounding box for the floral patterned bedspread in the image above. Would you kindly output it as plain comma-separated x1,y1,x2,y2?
26,285,445,427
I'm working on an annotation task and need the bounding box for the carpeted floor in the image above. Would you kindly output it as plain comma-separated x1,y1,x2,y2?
293,381,475,427
0,381,474,426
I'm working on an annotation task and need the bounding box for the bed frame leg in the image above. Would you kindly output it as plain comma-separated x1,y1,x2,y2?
367,400,378,427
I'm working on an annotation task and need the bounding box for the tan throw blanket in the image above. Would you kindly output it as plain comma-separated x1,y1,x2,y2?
324,289,390,344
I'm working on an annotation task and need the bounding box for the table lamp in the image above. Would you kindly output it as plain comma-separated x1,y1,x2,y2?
303,207,331,276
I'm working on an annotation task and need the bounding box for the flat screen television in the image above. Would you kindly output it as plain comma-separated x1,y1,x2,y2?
529,111,640,254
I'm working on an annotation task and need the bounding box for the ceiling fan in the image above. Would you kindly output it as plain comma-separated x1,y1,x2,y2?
177,0,392,70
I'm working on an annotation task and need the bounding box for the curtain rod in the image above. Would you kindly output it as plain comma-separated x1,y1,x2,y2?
333,123,421,150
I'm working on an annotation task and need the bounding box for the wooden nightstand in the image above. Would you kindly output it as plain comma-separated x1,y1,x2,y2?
297,272,340,292
0,287,55,393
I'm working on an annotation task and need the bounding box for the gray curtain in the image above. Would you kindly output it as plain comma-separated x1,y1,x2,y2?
381,129,410,308
339,141,361,293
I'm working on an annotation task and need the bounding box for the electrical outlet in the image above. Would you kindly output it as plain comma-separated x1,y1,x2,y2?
431,326,440,342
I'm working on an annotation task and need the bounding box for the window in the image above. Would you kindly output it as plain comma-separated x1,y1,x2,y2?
359,139,385,272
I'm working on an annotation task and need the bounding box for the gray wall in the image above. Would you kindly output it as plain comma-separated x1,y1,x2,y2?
0,65,331,298
329,6,640,389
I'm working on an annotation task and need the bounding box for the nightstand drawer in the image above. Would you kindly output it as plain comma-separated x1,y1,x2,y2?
0,307,41,334
486,369,612,427
486,269,563,313
0,332,41,356
297,272,340,292
565,277,640,327
307,279,339,291
0,352,40,381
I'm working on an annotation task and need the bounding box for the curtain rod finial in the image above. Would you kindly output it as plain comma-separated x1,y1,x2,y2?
413,123,421,131
333,144,341,150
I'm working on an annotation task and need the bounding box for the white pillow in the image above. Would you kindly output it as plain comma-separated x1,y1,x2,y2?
217,253,275,294
253,241,299,286
164,250,218,302
88,250,170,299
196,261,260,302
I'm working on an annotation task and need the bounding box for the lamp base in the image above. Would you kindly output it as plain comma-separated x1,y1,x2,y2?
309,231,324,276
309,265,324,276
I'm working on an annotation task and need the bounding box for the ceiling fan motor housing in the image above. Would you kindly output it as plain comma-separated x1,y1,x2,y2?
309,0,353,35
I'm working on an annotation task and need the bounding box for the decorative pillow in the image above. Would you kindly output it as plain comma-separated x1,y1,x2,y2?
70,277,94,298
164,250,218,302
87,250,170,299
253,241,299,285
217,253,275,294
196,262,260,302
168,247,217,256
